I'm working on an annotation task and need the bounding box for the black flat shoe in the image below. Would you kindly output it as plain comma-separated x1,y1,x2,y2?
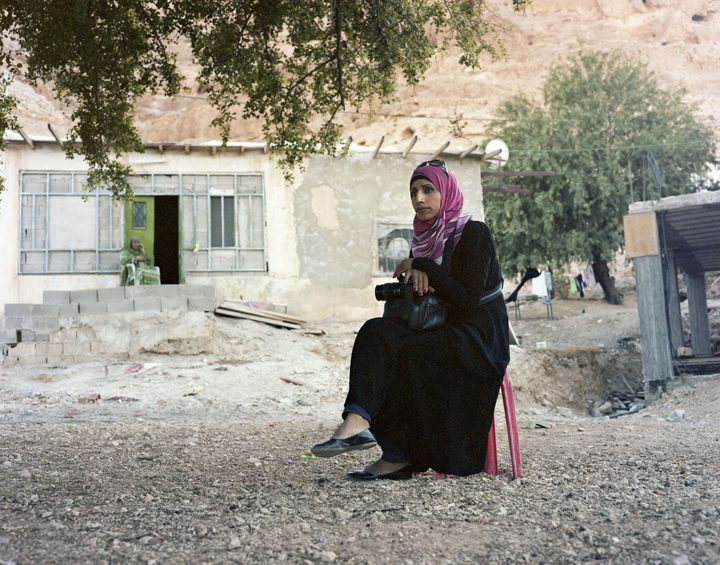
310,429,377,458
346,465,414,481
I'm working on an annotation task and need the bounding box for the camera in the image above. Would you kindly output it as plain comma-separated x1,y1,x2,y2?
374,281,412,302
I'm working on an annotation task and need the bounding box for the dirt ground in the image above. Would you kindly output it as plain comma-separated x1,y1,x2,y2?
1,294,719,564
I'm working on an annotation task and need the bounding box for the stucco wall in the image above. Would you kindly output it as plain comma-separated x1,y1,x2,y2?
0,143,484,321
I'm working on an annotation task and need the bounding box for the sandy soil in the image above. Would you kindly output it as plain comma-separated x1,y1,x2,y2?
1,293,719,564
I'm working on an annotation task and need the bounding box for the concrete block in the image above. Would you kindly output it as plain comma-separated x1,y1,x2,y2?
12,342,37,356
89,341,107,354
19,329,37,341
3,317,27,331
30,317,61,333
46,356,67,367
97,288,126,302
50,329,77,343
188,297,217,312
17,355,48,367
161,297,188,312
43,290,71,304
134,297,162,311
33,343,49,356
79,302,108,315
70,289,98,303
106,299,135,314
181,285,216,298
63,342,91,356
33,304,60,317
5,304,33,317
125,285,164,299
58,303,80,318
76,329,96,344
0,328,18,344
46,343,63,356
156,284,181,297
2,356,19,367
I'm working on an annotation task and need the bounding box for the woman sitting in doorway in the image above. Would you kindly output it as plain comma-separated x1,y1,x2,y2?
120,236,161,286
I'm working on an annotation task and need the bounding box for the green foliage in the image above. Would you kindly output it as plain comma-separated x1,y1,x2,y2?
1,0,509,197
484,51,717,279
0,72,17,195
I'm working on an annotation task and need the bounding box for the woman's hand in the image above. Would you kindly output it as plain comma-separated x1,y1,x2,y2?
393,260,434,296
393,258,414,279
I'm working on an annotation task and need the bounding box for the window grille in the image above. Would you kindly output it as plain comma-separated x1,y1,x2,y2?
18,172,266,274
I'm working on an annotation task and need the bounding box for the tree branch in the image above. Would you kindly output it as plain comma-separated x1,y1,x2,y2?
333,0,345,108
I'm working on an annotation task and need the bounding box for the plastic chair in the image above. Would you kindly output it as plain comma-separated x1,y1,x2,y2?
431,371,523,480
124,263,137,286
124,263,161,286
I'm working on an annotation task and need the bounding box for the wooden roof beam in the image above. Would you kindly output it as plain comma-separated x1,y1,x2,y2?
402,135,418,159
17,128,34,149
459,144,478,160
430,141,450,161
47,124,62,145
372,135,385,159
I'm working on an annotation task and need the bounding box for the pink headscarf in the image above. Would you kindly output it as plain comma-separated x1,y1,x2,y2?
410,163,472,263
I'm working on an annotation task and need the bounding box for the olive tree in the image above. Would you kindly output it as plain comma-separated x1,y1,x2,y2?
484,51,717,304
0,0,528,198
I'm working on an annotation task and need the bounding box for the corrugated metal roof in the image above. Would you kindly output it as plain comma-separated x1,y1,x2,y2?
629,191,720,275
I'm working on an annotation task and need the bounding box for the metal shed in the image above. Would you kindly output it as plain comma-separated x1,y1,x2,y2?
624,191,720,400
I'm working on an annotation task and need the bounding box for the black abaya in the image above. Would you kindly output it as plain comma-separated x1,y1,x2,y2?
344,220,510,476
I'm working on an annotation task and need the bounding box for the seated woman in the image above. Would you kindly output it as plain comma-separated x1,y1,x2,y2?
120,236,160,286
311,160,510,480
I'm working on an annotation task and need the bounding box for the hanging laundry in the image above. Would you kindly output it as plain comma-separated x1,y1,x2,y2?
531,271,549,297
575,274,585,298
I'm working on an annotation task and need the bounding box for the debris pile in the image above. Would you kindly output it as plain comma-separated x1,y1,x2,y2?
587,388,645,419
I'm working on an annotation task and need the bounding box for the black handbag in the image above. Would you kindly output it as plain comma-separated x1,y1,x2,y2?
381,229,457,332
383,292,447,332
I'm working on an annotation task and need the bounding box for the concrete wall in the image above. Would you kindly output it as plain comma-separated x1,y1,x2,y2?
0,143,484,321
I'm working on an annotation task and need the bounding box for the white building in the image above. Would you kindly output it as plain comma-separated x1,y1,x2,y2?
0,134,487,321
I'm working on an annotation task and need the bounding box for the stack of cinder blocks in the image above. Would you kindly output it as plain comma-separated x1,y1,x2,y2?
1,284,216,367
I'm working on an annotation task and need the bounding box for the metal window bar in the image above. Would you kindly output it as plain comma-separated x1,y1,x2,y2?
44,174,49,272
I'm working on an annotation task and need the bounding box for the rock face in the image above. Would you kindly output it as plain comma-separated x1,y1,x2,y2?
8,0,720,150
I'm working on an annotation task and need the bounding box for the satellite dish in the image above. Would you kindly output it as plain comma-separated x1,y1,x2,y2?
484,139,509,169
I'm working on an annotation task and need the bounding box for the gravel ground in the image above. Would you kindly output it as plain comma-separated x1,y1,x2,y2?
1,296,719,564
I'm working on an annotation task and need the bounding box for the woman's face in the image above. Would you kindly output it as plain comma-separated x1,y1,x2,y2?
131,239,140,250
410,178,442,221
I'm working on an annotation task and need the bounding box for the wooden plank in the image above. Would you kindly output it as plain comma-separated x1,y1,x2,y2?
623,212,659,258
685,273,711,355
215,308,301,329
220,300,306,324
633,254,673,400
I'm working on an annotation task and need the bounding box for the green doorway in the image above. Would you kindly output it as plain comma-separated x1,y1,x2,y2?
124,196,180,284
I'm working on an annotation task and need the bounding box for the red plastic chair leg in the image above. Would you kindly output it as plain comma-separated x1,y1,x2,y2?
484,416,499,476
501,372,523,479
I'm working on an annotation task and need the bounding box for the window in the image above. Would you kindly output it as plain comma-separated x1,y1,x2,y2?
132,202,147,229
19,172,122,273
376,223,413,274
19,172,266,274
210,196,236,247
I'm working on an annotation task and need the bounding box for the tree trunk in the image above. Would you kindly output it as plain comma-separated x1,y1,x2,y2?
591,251,623,305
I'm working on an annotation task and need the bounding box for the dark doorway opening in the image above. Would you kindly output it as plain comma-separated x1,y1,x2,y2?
154,196,180,284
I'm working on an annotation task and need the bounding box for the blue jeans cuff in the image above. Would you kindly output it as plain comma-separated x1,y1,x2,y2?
343,403,372,423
